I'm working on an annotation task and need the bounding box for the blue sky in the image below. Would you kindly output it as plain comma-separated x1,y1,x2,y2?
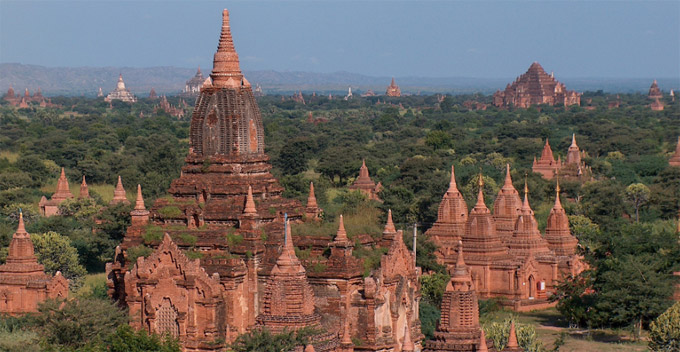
1,1,678,78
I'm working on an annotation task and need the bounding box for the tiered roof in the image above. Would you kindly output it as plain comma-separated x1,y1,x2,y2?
425,166,469,245
386,77,401,97
493,164,522,241
545,181,578,256
493,62,580,108
506,183,552,259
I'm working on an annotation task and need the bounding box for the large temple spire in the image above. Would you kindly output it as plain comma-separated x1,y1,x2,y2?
211,9,244,88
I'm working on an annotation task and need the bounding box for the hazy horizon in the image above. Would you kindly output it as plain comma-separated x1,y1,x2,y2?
1,1,679,80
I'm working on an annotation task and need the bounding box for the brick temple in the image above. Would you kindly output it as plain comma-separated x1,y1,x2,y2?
493,62,580,108
0,212,69,314
106,10,422,352
532,135,592,180
180,67,205,98
670,137,680,167
425,166,584,311
349,160,382,201
423,242,526,352
386,77,401,97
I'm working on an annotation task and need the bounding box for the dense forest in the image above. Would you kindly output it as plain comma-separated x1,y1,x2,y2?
0,92,679,350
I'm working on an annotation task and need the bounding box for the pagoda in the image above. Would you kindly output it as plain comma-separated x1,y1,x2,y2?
181,66,205,97
544,181,578,257
39,168,74,216
531,139,559,179
492,165,522,242
256,220,338,351
493,62,580,108
425,166,469,262
385,77,401,97
349,160,381,201
0,212,69,315
105,74,137,103
670,137,680,167
648,80,663,99
532,135,591,181
423,242,500,352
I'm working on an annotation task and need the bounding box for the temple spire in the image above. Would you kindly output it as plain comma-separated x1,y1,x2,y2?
570,133,577,148
503,163,513,189
211,9,244,88
79,176,89,199
307,182,317,208
335,215,349,242
244,185,257,214
447,165,459,193
475,173,485,207
15,211,27,238
554,178,562,209
110,176,129,204
384,209,396,233
134,184,145,211
522,175,530,210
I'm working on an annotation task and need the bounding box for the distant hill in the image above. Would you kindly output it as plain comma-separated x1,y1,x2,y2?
1,63,677,97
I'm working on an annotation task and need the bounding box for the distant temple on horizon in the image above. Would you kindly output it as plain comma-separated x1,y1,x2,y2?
385,77,401,97
105,74,137,103
493,62,580,108
179,66,204,98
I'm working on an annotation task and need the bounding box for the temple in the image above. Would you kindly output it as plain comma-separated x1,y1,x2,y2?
3,86,52,107
532,135,591,180
426,166,584,311
349,160,382,201
386,77,401,97
648,80,663,100
106,10,427,351
670,137,680,167
180,67,205,97
493,62,580,108
424,242,504,352
0,212,69,315
39,168,74,217
105,74,137,103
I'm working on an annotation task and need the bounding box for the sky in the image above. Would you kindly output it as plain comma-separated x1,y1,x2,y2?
1,1,679,79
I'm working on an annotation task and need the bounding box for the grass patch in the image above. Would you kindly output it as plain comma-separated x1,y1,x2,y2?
226,232,244,246
179,234,197,246
184,250,204,260
143,225,164,243
127,245,154,268
158,205,182,218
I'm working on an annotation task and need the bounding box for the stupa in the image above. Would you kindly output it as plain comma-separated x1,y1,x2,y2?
349,160,381,201
39,168,74,216
425,166,469,261
105,74,137,103
181,67,205,97
0,212,69,314
532,135,591,181
649,80,663,99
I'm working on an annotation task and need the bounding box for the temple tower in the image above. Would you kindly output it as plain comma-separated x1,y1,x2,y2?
110,176,130,205
157,9,302,225
39,168,74,216
423,242,495,352
532,139,559,179
425,165,469,263
386,77,401,97
493,164,522,242
79,176,90,199
544,181,578,256
349,159,381,201
0,212,69,314
565,134,581,165
649,80,663,99
507,182,552,258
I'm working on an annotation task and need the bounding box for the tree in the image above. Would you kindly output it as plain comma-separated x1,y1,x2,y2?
483,318,544,352
230,327,318,352
649,301,680,352
625,183,650,222
31,231,87,289
30,297,129,349
88,325,181,352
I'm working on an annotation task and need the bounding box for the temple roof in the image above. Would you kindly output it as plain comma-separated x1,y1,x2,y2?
0,212,45,275
669,136,680,167
210,10,245,88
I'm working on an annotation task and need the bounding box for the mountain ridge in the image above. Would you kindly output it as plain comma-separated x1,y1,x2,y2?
1,63,677,97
